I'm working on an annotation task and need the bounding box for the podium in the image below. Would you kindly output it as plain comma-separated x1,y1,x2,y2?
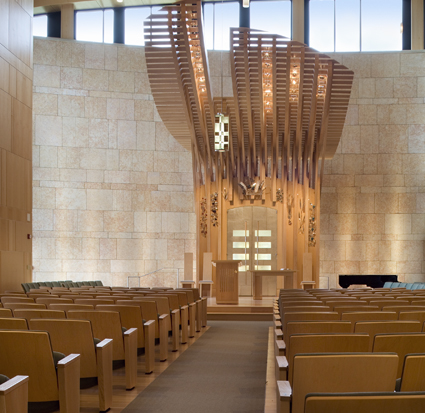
251,269,297,300
212,260,240,305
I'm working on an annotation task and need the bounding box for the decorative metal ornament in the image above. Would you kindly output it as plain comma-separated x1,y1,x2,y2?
238,178,265,198
210,192,219,227
287,194,294,225
308,203,316,247
200,197,207,237
276,188,284,203
298,199,305,235
223,188,229,201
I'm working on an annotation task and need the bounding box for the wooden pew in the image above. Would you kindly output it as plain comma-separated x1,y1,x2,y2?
153,295,181,351
0,309,12,318
332,305,379,315
13,309,66,320
370,300,409,309
0,331,80,413
399,311,425,323
1,297,34,304
49,304,94,313
159,292,191,344
3,303,46,311
277,353,399,413
399,354,425,391
0,375,29,413
276,334,369,382
175,289,197,337
283,321,352,354
382,305,425,314
35,298,73,307
277,312,339,356
67,310,137,390
341,311,397,332
0,318,28,330
95,304,155,374
354,321,422,350
177,288,204,331
116,300,169,362
133,297,172,334
372,333,425,378
304,392,425,413
29,319,113,412
73,299,114,306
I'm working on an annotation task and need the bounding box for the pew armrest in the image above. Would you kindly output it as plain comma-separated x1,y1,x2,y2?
180,305,189,344
143,320,155,374
171,310,180,352
57,353,80,413
276,356,289,381
0,375,29,413
123,328,138,390
275,339,286,357
277,381,292,413
158,314,169,361
96,338,113,412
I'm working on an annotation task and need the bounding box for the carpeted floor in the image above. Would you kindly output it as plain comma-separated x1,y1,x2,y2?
122,320,271,413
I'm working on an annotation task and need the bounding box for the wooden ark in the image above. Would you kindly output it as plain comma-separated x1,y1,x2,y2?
147,0,353,294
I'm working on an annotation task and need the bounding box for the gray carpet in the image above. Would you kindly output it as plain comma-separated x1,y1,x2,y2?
123,320,271,413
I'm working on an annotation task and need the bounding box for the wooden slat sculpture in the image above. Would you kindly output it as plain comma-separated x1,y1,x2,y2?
145,1,353,287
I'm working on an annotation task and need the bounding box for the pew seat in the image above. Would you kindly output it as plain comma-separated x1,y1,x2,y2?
0,330,80,413
304,392,425,413
277,353,399,413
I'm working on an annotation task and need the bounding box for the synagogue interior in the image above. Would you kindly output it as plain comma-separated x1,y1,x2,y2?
0,0,425,412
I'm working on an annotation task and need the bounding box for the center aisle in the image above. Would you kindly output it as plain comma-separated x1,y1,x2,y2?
122,320,271,413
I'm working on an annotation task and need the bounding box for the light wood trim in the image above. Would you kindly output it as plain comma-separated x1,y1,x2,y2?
188,303,196,338
144,320,155,374
0,375,29,413
180,305,188,344
123,328,138,391
96,338,113,412
171,309,180,352
158,314,168,362
277,380,292,413
57,353,80,413
195,300,202,332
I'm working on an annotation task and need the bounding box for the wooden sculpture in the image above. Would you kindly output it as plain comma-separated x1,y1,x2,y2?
145,1,353,292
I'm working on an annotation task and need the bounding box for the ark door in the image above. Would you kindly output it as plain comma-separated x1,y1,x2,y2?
227,207,278,296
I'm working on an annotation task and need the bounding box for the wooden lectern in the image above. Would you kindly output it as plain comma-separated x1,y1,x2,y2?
212,260,240,305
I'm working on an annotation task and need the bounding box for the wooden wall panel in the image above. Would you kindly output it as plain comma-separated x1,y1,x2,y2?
8,0,31,67
12,98,32,160
1,149,5,207
0,219,9,251
0,57,9,93
0,0,32,293
0,251,25,292
0,89,12,151
6,151,28,211
16,221,31,253
0,0,9,49
16,70,32,108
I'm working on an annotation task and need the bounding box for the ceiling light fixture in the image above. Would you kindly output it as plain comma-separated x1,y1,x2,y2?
243,0,250,8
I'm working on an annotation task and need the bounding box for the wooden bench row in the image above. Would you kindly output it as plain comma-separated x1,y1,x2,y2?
273,290,425,413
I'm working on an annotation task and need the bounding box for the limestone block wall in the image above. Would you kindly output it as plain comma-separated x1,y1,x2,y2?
322,51,425,288
32,38,196,287
32,41,425,289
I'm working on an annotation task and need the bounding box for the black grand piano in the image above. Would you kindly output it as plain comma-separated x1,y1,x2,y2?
339,275,398,289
